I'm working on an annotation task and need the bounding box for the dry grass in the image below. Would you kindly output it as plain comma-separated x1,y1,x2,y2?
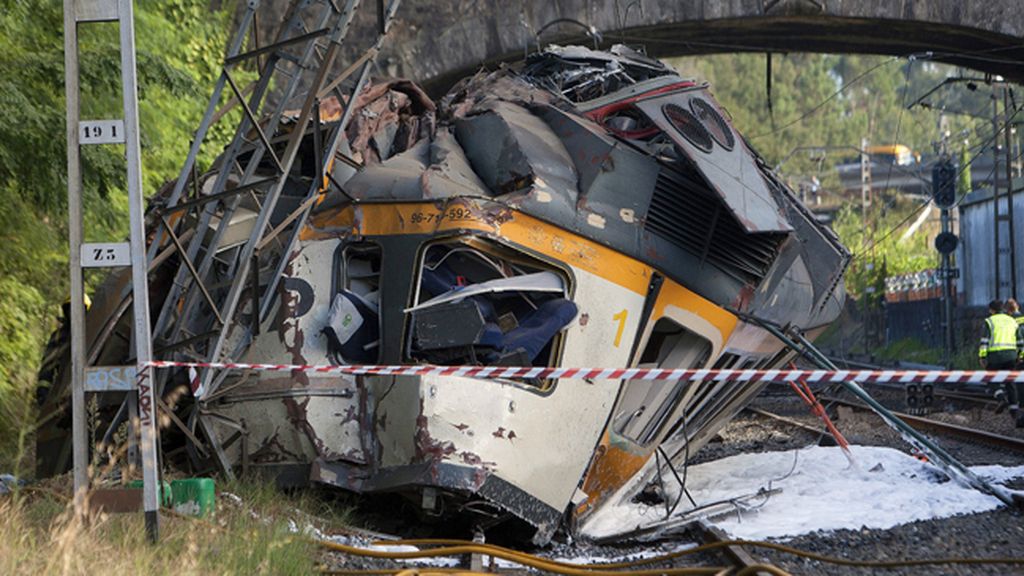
0,478,353,576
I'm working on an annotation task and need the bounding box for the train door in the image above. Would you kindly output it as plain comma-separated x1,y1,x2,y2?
614,318,712,445
611,279,736,449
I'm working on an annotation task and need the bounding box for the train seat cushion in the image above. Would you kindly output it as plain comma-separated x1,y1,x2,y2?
325,291,379,363
497,298,578,362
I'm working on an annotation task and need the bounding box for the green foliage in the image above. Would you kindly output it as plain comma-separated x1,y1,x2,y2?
830,198,937,299
957,143,973,195
668,53,987,176
0,0,235,469
1,478,329,575
0,278,47,473
873,338,943,365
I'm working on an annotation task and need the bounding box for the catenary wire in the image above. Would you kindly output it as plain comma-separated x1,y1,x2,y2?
851,100,1024,260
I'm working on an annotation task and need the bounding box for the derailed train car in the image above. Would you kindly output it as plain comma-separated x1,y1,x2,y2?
37,45,848,544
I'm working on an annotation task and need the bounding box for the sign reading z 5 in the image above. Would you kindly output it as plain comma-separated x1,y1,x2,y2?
81,242,131,268
93,247,118,261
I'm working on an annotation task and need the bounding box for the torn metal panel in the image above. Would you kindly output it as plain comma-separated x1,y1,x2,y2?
633,91,792,233
209,376,363,466
289,78,436,166
343,132,495,200
521,44,676,104
426,131,492,195
374,371,618,512
441,73,555,119
536,104,657,214
454,100,578,197
344,139,432,200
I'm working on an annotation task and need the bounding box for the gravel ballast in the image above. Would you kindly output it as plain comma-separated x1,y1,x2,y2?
321,383,1024,575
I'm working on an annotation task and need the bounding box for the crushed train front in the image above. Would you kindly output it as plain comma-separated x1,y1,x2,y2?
36,45,848,544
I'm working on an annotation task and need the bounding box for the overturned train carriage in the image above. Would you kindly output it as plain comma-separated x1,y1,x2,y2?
37,45,848,544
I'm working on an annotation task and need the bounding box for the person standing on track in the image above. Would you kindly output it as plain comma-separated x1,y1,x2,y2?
980,299,1022,427
1006,298,1024,369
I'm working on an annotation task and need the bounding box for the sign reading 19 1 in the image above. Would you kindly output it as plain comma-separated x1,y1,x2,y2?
80,119,126,145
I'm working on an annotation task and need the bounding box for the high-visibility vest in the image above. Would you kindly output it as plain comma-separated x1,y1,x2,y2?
979,313,1018,358
1017,315,1024,358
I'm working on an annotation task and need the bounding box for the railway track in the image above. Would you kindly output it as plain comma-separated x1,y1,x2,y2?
820,396,1024,454
823,357,998,409
690,520,783,576
750,400,1024,454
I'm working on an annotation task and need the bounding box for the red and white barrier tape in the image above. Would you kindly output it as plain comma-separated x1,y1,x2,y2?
146,360,1024,383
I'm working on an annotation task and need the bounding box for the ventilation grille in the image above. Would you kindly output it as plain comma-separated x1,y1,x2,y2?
645,161,783,286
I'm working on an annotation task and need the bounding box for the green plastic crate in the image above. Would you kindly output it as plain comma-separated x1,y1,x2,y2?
126,480,173,507
170,478,215,518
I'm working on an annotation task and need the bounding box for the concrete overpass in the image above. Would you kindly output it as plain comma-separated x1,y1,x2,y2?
277,0,1024,91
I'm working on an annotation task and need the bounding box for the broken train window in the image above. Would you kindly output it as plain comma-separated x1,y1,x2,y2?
326,242,381,364
613,318,712,445
404,238,576,371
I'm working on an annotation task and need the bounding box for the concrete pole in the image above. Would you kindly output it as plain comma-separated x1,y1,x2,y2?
1002,84,1018,300
992,83,1003,299
63,0,88,519
118,0,160,541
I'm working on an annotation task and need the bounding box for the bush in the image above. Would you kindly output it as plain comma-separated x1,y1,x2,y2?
0,278,47,473
0,0,235,472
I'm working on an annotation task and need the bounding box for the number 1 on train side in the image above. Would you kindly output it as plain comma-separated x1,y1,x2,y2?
612,309,628,347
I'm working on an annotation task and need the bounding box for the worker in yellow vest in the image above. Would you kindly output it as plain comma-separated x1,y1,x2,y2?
1006,298,1024,369
981,299,1022,427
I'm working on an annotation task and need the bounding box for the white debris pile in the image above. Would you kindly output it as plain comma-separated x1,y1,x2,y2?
584,445,1024,541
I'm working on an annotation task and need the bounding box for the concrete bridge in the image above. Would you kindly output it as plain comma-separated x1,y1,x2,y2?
263,0,1024,91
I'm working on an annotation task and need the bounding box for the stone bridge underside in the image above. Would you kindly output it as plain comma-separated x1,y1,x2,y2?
283,0,1024,92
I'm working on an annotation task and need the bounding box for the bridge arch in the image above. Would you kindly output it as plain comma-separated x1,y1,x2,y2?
349,0,1024,90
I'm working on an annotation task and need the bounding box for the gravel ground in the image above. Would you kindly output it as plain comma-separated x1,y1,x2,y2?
694,385,1024,575
320,384,1024,575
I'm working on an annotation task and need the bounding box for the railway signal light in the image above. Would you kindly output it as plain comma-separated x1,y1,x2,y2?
932,159,957,208
934,231,959,255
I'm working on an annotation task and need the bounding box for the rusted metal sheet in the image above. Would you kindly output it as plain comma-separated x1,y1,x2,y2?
89,488,142,514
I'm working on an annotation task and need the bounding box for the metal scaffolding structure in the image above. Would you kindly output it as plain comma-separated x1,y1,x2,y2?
81,0,402,482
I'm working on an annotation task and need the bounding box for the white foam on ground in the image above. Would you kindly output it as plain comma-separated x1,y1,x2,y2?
582,445,1024,541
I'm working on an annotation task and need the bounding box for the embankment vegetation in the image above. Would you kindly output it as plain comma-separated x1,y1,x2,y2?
0,0,235,472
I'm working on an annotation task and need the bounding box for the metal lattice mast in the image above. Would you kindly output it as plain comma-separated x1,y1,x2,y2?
64,0,160,540
141,0,402,476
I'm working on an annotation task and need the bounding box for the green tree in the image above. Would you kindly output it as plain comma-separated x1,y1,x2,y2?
0,0,235,472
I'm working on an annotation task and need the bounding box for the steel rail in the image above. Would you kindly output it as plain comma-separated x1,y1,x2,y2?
824,357,998,408
821,396,1024,454
745,407,834,438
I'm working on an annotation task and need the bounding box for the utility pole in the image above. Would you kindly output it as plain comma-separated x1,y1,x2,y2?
860,138,872,355
1001,83,1018,300
990,79,1008,300
861,137,872,211
933,115,959,367
989,78,1019,301
64,0,160,540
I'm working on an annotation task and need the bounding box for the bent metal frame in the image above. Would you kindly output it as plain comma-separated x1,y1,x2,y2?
64,0,402,541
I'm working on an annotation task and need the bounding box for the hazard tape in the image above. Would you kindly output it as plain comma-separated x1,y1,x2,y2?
145,360,1024,383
